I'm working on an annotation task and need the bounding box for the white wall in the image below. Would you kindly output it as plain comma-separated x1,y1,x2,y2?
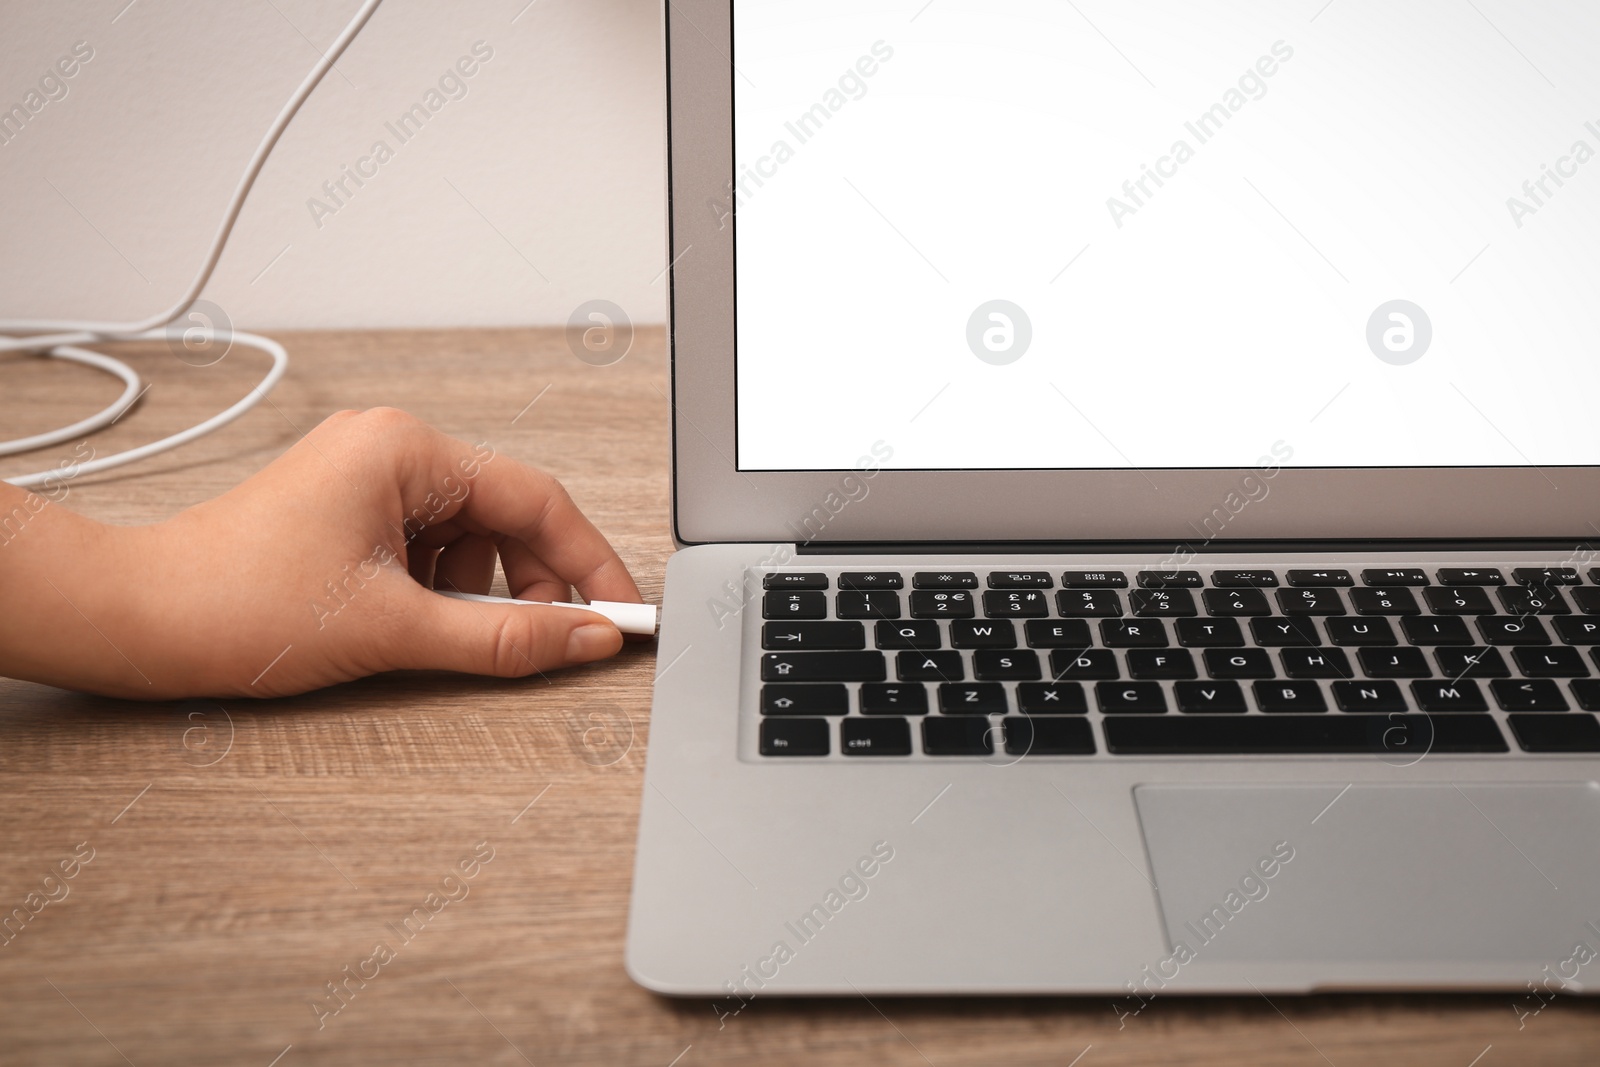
0,0,667,329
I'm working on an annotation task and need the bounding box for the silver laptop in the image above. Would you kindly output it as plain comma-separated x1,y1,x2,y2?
627,0,1600,1000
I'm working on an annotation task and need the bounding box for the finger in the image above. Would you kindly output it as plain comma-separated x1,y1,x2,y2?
497,539,652,642
404,514,476,587
433,533,498,594
394,429,642,606
396,587,622,677
332,410,642,605
498,538,573,604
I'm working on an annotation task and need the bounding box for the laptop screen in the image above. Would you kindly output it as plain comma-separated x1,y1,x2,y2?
729,1,1600,474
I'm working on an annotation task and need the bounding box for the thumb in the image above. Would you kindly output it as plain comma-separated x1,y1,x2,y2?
399,591,623,677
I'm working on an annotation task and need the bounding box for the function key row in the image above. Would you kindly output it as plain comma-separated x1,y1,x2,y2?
763,571,908,590
764,567,1600,594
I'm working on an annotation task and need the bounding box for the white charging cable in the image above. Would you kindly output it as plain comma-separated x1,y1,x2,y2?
0,0,385,489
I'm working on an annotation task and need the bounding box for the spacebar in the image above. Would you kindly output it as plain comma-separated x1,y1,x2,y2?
1103,715,1507,755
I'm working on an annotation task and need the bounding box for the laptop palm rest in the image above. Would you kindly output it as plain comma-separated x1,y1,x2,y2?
1134,782,1600,965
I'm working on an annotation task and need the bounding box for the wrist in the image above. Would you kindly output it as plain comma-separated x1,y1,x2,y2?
0,486,157,697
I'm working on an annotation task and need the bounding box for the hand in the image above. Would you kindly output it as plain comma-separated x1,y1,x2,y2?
0,408,644,699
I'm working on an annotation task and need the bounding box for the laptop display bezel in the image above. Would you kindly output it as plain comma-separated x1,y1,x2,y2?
664,0,1600,548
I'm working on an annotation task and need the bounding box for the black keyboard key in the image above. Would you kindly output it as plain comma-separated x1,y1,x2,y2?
1278,588,1347,616
764,572,827,590
939,683,1008,714
1203,588,1272,617
1103,714,1507,754
1212,570,1279,588
1363,568,1429,587
1499,587,1570,616
860,683,929,715
1401,616,1474,646
922,717,994,756
951,619,1018,649
983,590,1050,617
1127,649,1197,679
1131,589,1198,617
913,571,977,589
1574,588,1600,615
1096,682,1167,714
1508,713,1600,753
876,620,942,650
1025,619,1093,648
841,717,912,756
974,649,1042,681
1057,590,1124,617
763,591,827,620
838,571,903,589
1358,647,1432,678
1491,679,1569,712
1017,682,1088,714
1411,679,1489,712
1434,647,1510,679
1061,570,1128,588
1254,681,1327,712
1286,569,1354,587
837,590,902,619
1326,617,1399,646
763,622,866,650
1554,617,1600,644
1332,680,1408,712
909,590,975,618
1205,648,1276,679
1350,588,1421,615
1514,646,1590,677
1004,717,1096,756
1138,570,1204,588
1174,681,1247,713
1438,568,1505,586
1574,680,1600,710
1101,619,1169,647
1424,587,1496,615
1050,649,1120,680
988,571,1053,589
1478,616,1551,646
1280,647,1354,679
762,651,886,682
1513,567,1580,586
1176,618,1245,647
897,651,964,681
762,684,849,715
1251,617,1321,646
760,718,829,756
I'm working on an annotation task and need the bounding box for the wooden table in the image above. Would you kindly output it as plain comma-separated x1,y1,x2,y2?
2,329,1596,1065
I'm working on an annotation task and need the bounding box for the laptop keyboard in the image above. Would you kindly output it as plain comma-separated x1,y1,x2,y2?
752,566,1600,759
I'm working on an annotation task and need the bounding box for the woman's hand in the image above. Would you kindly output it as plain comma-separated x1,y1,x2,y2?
0,408,643,699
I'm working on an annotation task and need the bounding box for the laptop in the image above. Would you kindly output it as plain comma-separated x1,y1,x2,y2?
627,0,1600,1000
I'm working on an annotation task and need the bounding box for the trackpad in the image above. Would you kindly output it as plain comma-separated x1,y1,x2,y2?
1134,783,1600,962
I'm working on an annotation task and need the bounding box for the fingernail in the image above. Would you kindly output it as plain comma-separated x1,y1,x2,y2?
566,623,620,662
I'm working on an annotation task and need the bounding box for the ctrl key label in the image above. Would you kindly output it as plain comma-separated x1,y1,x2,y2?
842,718,913,756
760,719,831,756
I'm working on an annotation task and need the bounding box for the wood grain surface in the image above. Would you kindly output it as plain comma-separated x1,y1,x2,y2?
1,329,1595,1066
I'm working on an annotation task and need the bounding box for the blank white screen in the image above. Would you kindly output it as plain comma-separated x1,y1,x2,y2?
731,0,1600,471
